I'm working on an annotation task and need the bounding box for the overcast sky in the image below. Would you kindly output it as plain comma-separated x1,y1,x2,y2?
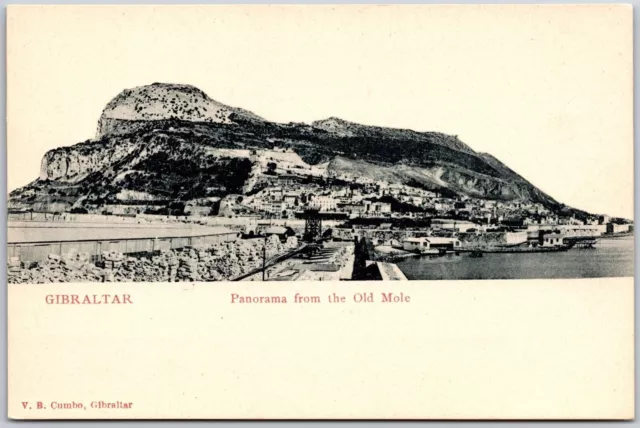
7,5,633,219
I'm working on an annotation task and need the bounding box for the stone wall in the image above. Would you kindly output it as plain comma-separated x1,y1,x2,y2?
8,235,299,284
457,231,527,248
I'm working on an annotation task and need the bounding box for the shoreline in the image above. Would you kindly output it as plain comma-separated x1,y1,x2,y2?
394,236,634,280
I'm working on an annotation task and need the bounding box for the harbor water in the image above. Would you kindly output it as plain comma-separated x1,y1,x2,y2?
396,235,634,280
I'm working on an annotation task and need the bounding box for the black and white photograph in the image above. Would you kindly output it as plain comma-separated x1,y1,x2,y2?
6,6,633,284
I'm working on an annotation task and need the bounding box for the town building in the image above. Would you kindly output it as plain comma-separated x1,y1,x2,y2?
606,222,632,234
309,195,338,211
364,201,392,214
402,236,461,252
430,218,477,232
540,233,564,247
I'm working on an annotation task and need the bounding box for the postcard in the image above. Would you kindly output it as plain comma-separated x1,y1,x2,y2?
6,4,634,419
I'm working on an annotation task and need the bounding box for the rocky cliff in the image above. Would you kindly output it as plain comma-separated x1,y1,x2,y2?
11,82,564,213
39,138,138,182
96,82,263,138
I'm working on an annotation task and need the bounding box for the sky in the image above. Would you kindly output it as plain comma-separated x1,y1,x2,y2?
7,4,634,219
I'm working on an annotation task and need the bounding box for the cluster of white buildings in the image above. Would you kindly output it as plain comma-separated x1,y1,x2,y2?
218,147,634,244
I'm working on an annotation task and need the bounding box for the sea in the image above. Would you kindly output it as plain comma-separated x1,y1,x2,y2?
396,235,635,280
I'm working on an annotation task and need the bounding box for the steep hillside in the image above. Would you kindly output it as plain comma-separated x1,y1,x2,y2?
10,126,253,212
326,156,557,205
10,82,567,214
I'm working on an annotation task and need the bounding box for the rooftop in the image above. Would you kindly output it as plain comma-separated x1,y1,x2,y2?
8,224,236,244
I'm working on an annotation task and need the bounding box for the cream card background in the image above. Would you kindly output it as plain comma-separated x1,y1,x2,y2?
6,4,635,420
8,279,635,419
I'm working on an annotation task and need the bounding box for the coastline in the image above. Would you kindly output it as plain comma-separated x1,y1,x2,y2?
395,235,634,280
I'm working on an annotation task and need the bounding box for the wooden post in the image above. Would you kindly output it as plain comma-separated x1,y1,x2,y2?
262,235,267,281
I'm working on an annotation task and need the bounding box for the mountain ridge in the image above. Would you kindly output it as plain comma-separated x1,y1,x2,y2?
96,82,264,138
10,82,576,216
